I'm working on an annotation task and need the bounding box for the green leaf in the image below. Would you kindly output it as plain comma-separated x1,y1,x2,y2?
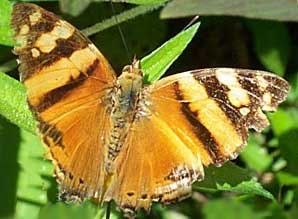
269,109,298,136
279,129,298,175
15,129,53,219
0,0,14,46
160,0,298,22
19,0,58,1
288,189,298,219
60,0,93,16
216,179,274,200
38,201,99,219
0,117,20,218
194,162,251,190
240,135,273,172
163,210,189,219
59,0,167,16
265,202,288,219
0,72,36,133
286,68,298,105
245,20,290,76
202,198,266,219
0,59,17,73
141,22,200,83
111,0,168,4
277,172,298,186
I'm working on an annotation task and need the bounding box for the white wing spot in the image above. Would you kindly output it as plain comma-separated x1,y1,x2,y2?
53,20,75,39
29,11,42,26
35,34,57,53
263,92,272,105
228,88,250,107
215,68,238,87
35,21,74,53
31,48,40,58
239,107,250,116
19,25,29,35
257,75,269,91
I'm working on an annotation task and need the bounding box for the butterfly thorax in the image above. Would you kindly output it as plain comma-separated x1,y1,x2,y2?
105,59,145,173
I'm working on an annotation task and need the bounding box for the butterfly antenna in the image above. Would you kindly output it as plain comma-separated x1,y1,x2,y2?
109,0,132,62
183,15,200,31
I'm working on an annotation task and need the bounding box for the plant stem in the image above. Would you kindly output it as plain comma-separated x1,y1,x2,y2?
82,3,164,36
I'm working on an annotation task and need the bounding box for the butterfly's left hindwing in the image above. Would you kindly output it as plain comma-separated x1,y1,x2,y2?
104,111,204,216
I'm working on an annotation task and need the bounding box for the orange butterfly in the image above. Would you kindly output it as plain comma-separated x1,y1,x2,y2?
12,3,289,218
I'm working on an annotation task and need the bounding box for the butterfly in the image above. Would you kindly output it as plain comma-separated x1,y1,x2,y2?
11,2,289,218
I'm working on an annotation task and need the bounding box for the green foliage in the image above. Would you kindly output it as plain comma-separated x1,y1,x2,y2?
141,22,200,83
202,198,266,219
277,172,298,186
216,179,274,200
161,0,298,22
240,135,273,172
0,72,36,133
117,0,169,4
0,0,14,46
245,20,291,76
269,109,298,136
0,1,297,219
195,162,251,190
15,130,53,219
60,0,168,16
60,0,93,16
38,202,100,219
0,116,20,218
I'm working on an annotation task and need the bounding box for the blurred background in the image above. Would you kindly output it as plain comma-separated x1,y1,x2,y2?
0,0,297,219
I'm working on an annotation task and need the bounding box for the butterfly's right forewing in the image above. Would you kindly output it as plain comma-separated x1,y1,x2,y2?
149,68,289,166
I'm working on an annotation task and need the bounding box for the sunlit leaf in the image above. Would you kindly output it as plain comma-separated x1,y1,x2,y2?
194,162,251,190
240,135,272,172
0,0,14,46
216,179,274,200
202,198,266,219
38,201,99,219
141,22,200,83
0,72,36,133
277,172,298,186
269,109,298,136
15,130,53,219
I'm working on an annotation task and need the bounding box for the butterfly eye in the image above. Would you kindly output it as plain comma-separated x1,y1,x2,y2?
122,65,132,74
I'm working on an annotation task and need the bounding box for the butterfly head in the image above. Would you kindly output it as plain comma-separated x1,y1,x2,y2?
118,58,143,93
121,58,143,77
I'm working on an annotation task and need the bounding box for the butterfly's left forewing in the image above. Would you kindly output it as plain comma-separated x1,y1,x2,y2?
12,3,116,200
